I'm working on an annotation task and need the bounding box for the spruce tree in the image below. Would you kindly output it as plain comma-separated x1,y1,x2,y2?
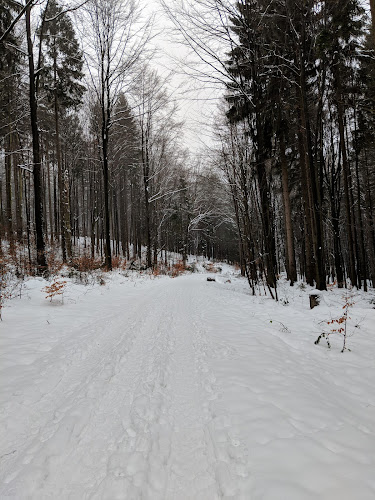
225,0,278,294
318,0,366,288
39,0,85,262
0,1,21,254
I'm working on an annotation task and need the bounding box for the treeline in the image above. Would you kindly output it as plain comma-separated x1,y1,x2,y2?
167,0,375,293
216,0,375,292
2,0,375,296
0,0,237,276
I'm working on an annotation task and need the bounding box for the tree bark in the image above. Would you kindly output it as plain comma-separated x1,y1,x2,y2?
102,123,112,270
5,125,14,254
298,48,326,290
279,132,297,285
334,64,357,287
26,4,47,273
141,129,152,268
370,0,375,46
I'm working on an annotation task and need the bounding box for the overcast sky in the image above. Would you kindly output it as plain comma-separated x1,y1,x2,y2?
145,0,224,155
73,0,372,156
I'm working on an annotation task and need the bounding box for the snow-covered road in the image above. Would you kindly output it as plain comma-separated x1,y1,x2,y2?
1,272,375,499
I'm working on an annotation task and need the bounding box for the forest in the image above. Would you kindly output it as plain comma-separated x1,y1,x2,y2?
1,0,375,297
2,2,375,498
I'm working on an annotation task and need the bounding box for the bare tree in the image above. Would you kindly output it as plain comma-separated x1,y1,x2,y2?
133,68,184,268
81,0,152,270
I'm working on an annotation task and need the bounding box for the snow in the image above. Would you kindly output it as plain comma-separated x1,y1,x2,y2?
1,268,375,499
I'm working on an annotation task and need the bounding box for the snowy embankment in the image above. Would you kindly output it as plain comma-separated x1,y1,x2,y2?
1,268,375,499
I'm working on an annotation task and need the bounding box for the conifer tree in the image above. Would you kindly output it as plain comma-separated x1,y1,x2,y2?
225,0,278,294
318,0,366,287
0,1,21,254
39,0,85,262
25,2,48,273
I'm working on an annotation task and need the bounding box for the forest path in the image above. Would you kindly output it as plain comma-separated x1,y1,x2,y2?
0,274,250,499
2,272,375,499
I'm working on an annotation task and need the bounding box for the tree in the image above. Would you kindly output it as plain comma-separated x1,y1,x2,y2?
0,1,22,255
25,1,48,273
226,0,280,294
133,69,183,268
82,0,152,270
370,0,375,45
111,93,141,260
318,0,366,287
39,0,85,262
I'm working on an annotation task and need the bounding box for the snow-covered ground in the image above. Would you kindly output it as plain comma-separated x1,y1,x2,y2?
1,267,375,499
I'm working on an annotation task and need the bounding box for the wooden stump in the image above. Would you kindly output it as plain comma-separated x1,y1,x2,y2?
309,293,321,309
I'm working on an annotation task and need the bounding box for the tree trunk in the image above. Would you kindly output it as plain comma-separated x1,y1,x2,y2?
5,126,14,254
298,55,326,290
102,129,112,270
13,148,23,243
334,64,357,287
370,0,375,45
0,179,3,257
26,5,47,273
279,132,297,285
296,117,315,286
142,131,152,268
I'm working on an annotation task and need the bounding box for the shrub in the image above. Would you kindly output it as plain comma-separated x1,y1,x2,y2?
315,292,355,352
111,256,126,269
43,279,67,303
0,259,11,320
171,260,185,277
71,255,102,272
46,248,63,276
152,265,161,276
203,262,218,273
185,262,197,273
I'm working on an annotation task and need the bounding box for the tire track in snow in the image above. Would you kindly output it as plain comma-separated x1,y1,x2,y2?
164,279,251,499
191,283,251,499
92,287,177,500
1,284,173,498
1,275,252,499
163,285,219,500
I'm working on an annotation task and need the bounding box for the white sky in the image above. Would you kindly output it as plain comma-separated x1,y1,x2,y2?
66,0,220,154
145,0,225,155
69,0,373,156
146,0,374,157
